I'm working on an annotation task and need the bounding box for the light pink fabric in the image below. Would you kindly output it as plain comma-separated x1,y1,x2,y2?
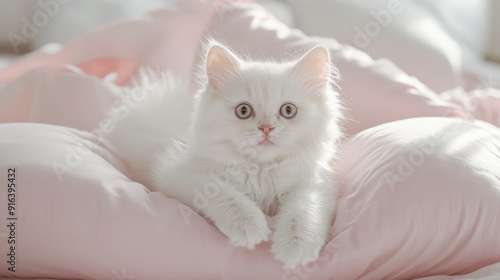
1,0,500,279
416,262,500,279
1,117,500,279
332,117,500,279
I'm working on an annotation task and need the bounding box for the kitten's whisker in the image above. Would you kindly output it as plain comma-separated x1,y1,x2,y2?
319,112,329,122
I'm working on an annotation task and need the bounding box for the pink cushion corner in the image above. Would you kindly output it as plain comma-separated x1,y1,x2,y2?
76,57,140,86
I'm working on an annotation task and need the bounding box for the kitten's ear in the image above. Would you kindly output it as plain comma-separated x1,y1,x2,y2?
206,44,240,91
290,46,332,93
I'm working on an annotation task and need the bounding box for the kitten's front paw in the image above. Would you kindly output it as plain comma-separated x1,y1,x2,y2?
217,209,271,249
271,224,324,269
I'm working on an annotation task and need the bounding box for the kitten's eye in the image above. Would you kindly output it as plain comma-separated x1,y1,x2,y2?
280,103,297,119
235,103,253,119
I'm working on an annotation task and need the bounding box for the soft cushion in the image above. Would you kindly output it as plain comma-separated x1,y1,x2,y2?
332,117,500,279
0,123,250,279
1,118,500,279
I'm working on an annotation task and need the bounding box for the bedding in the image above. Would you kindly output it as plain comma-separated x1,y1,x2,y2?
0,55,17,71
1,0,500,279
285,0,463,93
1,118,500,280
284,0,500,92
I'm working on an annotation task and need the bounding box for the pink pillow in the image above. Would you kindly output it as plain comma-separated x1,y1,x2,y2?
332,117,500,279
1,118,500,279
0,123,251,279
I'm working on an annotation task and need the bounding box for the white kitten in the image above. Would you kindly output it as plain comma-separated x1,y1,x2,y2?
106,42,343,269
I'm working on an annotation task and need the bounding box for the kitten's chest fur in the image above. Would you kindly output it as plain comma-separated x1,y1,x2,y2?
211,160,300,215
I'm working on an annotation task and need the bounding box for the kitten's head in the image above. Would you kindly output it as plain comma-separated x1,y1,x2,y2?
193,42,343,162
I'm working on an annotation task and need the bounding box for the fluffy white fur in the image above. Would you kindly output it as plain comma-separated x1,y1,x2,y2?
105,70,194,186
106,43,343,269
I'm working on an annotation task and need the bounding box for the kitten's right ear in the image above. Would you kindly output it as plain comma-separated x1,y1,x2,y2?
289,46,332,93
206,44,240,91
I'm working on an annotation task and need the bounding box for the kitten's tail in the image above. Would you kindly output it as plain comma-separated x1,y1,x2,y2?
104,69,194,186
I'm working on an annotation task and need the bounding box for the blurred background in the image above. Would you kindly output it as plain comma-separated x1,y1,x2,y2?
0,0,499,87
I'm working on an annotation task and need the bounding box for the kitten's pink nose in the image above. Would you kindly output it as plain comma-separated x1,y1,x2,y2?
258,125,274,135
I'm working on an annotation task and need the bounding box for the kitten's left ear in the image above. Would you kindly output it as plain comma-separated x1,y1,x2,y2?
206,44,241,91
289,46,332,93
